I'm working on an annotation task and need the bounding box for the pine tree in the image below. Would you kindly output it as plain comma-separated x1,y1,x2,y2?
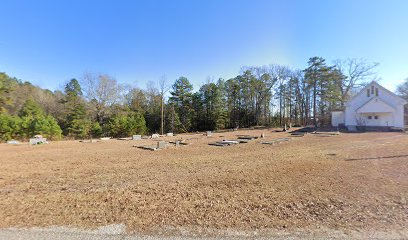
191,92,205,130
169,77,193,132
63,79,89,138
0,114,21,141
214,79,229,129
225,78,240,128
0,73,15,113
198,80,229,130
304,57,327,128
19,99,62,139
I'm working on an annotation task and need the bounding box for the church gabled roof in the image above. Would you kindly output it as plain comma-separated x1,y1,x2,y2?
356,97,395,113
347,81,407,106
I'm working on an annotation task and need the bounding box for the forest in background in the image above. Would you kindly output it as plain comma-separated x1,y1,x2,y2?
2,56,405,142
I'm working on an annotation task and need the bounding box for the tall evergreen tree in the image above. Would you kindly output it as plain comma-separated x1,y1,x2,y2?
0,73,15,113
304,57,327,128
197,79,229,130
169,77,193,132
63,79,89,138
225,78,240,128
191,91,205,130
213,79,229,129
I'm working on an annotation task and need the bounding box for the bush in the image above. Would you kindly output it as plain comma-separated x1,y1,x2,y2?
18,99,62,140
0,114,21,141
107,112,147,138
91,122,102,138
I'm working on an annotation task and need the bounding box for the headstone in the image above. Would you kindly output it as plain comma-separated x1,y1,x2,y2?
175,140,180,147
220,140,239,144
209,142,228,147
132,135,142,140
291,132,304,137
237,136,257,140
275,138,290,142
7,140,20,145
206,131,212,136
152,134,160,139
137,145,157,151
166,133,174,137
29,137,47,145
261,132,265,138
157,141,166,149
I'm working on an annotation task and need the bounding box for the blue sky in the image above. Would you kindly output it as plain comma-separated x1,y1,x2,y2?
1,0,408,91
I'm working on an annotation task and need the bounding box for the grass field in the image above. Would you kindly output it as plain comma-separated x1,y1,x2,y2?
0,129,407,237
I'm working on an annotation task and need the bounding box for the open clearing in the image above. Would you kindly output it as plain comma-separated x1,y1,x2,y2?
0,129,407,238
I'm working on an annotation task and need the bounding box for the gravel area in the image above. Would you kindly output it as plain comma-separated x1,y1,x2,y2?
1,225,407,240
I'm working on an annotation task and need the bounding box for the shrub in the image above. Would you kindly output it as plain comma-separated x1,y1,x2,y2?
107,112,147,138
0,114,21,141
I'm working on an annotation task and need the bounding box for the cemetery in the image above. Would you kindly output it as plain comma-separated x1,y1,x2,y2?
1,1,408,238
0,127,407,236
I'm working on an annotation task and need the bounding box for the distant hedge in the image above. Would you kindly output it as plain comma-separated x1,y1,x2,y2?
0,99,62,141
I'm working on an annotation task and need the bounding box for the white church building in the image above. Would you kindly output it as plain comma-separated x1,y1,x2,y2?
332,81,407,131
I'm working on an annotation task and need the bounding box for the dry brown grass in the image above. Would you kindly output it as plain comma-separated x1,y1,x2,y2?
0,129,407,236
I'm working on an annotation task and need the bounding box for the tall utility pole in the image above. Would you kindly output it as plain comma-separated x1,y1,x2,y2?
161,95,164,135
159,75,169,135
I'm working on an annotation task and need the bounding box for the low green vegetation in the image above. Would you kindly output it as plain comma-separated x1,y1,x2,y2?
0,99,62,141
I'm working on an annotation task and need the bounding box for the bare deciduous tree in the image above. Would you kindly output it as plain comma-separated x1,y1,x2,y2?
334,58,379,105
396,78,408,100
81,73,123,123
268,64,291,126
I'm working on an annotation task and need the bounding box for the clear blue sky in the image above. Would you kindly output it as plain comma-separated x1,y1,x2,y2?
1,0,408,92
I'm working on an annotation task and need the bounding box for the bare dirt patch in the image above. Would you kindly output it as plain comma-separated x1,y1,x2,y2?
0,129,407,237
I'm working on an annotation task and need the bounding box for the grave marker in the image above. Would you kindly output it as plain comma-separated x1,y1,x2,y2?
29,137,47,145
132,135,142,140
157,141,166,149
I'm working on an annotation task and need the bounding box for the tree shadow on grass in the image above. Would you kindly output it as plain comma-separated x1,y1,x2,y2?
345,154,408,161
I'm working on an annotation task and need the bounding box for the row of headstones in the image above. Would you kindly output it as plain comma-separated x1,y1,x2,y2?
134,131,213,140
7,139,47,145
132,132,174,140
138,131,213,140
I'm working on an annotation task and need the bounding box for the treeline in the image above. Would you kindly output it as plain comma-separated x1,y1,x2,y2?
0,57,379,142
